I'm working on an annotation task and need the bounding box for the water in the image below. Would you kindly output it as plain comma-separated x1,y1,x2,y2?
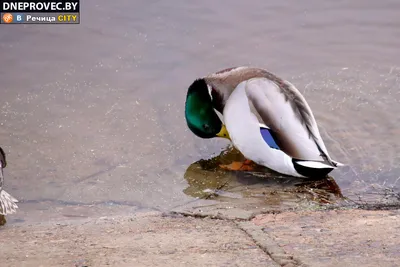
1,0,399,223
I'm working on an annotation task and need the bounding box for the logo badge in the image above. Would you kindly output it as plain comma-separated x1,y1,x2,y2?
2,13,13,24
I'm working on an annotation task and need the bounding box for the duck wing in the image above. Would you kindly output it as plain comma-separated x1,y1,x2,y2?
243,77,338,166
0,148,18,215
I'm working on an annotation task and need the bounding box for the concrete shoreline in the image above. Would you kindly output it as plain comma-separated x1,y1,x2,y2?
1,208,399,267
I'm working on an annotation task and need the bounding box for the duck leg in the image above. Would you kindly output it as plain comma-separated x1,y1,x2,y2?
219,159,255,171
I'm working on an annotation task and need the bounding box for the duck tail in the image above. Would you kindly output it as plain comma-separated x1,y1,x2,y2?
294,160,337,169
0,190,18,215
292,158,336,178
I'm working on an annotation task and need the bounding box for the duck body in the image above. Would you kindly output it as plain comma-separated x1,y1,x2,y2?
0,147,18,215
185,67,343,179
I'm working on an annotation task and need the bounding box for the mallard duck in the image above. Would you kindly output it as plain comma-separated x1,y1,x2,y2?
0,147,18,215
185,67,343,178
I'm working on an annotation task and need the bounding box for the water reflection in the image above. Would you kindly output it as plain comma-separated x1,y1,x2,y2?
183,146,343,208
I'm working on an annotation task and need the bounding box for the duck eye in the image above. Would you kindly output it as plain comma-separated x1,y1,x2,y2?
202,124,210,131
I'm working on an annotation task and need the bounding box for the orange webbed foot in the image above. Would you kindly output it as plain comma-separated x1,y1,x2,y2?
219,159,255,171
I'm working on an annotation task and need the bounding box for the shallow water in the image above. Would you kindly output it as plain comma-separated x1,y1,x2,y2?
1,0,399,224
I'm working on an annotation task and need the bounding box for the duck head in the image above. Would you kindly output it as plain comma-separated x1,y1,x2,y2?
185,78,230,139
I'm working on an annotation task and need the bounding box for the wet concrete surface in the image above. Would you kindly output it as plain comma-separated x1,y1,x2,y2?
0,211,280,267
247,209,400,267
1,209,399,267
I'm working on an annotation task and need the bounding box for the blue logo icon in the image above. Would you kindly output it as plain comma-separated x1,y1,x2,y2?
14,13,24,23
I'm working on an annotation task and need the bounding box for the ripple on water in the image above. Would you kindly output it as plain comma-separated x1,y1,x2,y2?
279,64,400,201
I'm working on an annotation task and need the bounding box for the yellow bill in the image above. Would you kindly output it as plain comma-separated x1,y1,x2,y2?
216,124,230,140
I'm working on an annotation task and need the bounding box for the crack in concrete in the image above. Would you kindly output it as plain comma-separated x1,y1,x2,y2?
169,204,400,267
237,221,308,267
169,210,254,221
168,202,400,267
166,209,305,266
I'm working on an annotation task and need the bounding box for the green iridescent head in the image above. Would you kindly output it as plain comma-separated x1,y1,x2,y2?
185,79,228,139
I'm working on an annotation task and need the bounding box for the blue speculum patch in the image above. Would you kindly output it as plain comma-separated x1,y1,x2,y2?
260,127,280,150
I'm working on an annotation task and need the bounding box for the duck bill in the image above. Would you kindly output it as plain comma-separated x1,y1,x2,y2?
216,124,231,140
